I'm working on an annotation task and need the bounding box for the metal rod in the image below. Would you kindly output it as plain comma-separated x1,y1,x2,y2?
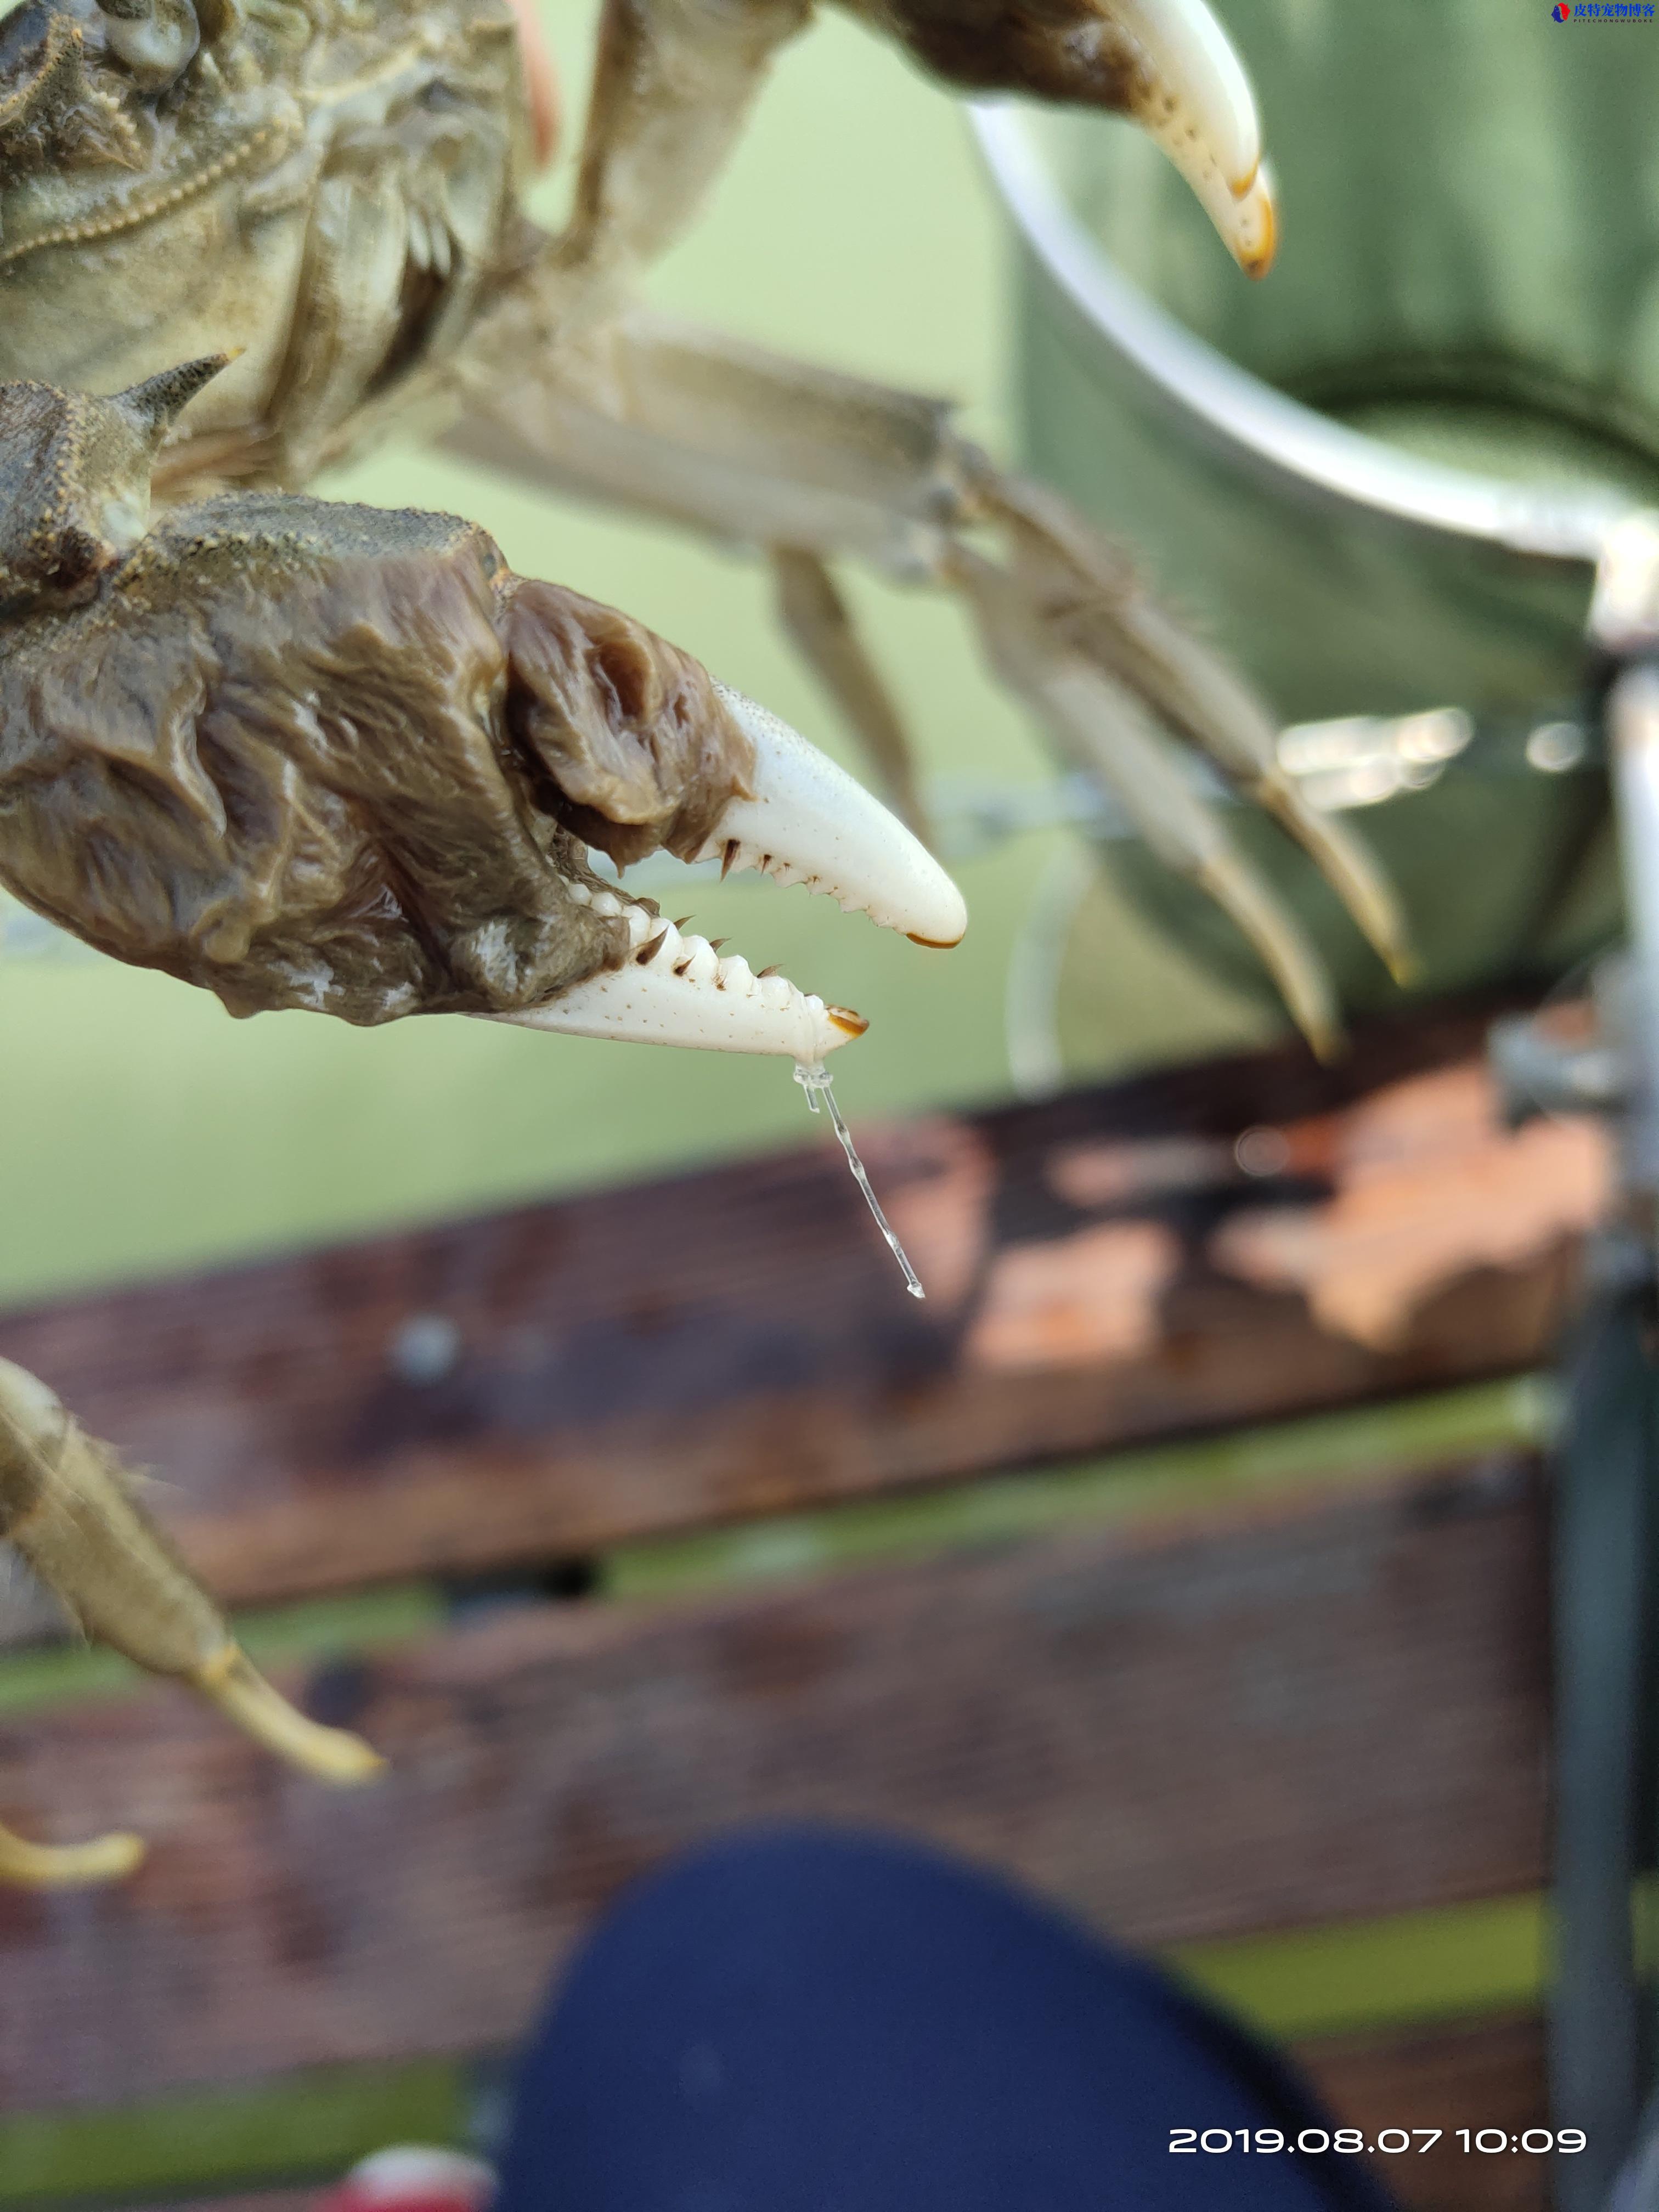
1551,1248,1657,2212
1611,662,1659,1212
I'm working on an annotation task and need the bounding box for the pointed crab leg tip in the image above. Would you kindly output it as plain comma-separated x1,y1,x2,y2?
1308,1024,1346,1066
191,1648,385,1788
0,1823,146,1889
706,684,968,949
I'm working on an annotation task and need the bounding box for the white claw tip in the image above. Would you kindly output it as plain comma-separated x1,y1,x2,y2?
707,686,968,950
1116,0,1276,275
488,914,867,1058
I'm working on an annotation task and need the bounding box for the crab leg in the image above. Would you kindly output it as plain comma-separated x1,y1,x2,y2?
772,548,928,840
0,1820,146,1891
451,313,958,571
968,467,1412,981
0,1358,381,1888
949,545,1342,1058
555,0,811,306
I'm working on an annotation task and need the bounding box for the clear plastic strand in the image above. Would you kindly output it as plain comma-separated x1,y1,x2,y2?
793,1061,925,1298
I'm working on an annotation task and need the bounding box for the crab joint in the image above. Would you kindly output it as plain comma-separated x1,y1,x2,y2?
0,1358,381,1886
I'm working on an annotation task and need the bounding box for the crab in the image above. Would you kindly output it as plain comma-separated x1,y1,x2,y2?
0,0,1406,1884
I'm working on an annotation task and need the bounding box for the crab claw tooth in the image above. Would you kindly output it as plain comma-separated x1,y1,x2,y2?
696,686,968,949
1118,0,1277,275
492,913,869,1059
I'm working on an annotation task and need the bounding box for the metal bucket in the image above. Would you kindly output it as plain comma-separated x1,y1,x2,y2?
972,2,1659,1042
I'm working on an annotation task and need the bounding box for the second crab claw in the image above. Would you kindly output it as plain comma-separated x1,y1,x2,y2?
497,682,967,1062
845,0,1277,276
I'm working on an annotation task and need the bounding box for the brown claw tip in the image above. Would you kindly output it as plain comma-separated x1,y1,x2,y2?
1244,190,1277,280
906,932,964,949
827,1006,870,1038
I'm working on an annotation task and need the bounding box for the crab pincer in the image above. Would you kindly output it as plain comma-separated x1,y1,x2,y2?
0,355,964,1059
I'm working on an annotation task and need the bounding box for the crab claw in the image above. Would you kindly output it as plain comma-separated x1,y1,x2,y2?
850,0,1276,275
498,684,964,1060
0,387,964,1062
1107,0,1276,275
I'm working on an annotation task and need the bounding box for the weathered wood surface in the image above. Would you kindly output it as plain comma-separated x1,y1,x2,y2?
175,2196,315,2212
0,1006,1603,1635
0,1453,1548,2113
1302,2015,1547,2212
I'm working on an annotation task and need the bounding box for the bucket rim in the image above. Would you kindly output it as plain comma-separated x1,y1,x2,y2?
969,99,1624,568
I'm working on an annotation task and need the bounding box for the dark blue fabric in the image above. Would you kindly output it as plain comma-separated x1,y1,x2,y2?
495,1827,1400,2212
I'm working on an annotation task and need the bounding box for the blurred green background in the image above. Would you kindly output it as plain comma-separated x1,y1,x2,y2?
0,0,1276,1307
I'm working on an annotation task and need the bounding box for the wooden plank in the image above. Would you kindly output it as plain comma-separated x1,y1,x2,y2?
0,1453,1548,2114
1300,2015,1547,2212
171,2197,315,2212
0,1004,1603,1632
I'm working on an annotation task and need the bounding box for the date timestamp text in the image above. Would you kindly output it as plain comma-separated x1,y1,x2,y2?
1170,2129,1587,2157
